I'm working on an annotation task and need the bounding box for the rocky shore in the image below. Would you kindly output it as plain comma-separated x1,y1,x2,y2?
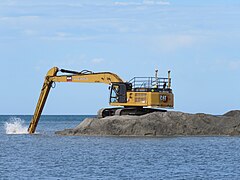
55,110,240,136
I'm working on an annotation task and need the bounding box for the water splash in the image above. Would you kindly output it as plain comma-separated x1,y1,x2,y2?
5,117,28,134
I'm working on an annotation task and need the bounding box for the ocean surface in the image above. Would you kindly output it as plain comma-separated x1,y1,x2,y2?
1,115,240,179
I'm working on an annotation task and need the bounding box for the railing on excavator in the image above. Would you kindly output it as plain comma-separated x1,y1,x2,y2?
129,77,171,91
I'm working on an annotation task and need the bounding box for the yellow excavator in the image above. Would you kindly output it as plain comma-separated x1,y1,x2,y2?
28,67,174,134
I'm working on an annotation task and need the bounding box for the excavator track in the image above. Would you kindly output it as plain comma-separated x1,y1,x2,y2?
97,108,122,118
115,107,167,116
97,107,167,118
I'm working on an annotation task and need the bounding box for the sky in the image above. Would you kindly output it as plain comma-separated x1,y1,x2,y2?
0,0,240,115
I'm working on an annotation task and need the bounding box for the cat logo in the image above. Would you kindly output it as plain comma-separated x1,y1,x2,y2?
160,95,167,102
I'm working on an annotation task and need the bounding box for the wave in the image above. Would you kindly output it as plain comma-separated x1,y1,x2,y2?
5,117,28,134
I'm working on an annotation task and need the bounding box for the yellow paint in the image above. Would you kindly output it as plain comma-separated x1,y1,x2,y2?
110,92,174,108
28,67,174,134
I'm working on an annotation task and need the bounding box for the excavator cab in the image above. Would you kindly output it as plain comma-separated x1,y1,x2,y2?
110,82,132,103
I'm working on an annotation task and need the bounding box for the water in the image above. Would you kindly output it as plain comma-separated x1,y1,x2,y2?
1,115,240,179
4,117,28,134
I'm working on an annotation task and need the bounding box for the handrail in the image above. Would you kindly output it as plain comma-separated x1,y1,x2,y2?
128,77,171,89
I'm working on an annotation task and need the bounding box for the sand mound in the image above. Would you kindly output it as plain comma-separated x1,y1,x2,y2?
55,110,240,136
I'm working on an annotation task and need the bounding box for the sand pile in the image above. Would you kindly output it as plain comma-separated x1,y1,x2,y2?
56,110,240,136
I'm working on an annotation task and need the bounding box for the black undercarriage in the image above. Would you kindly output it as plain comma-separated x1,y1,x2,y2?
97,107,167,118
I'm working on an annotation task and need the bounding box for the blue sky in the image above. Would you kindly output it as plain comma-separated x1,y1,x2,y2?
0,0,240,115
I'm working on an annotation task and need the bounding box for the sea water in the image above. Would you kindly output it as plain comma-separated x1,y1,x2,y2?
1,115,240,179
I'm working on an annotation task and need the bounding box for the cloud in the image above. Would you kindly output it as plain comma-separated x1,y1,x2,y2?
164,35,194,46
228,60,240,71
143,0,170,5
22,29,38,36
152,34,196,52
0,15,40,21
114,2,139,6
35,56,106,72
0,0,17,6
114,0,170,6
34,55,86,72
0,1,83,7
91,58,105,64
211,59,240,72
41,34,98,41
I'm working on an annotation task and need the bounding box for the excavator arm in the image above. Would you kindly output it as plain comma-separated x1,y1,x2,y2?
28,67,123,134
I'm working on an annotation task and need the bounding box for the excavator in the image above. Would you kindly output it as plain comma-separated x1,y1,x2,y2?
28,67,174,134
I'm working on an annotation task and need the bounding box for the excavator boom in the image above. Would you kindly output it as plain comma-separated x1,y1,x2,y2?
50,72,123,84
28,67,124,134
28,67,59,134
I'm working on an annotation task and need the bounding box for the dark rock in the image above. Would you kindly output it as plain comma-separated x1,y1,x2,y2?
55,110,240,136
223,110,240,117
